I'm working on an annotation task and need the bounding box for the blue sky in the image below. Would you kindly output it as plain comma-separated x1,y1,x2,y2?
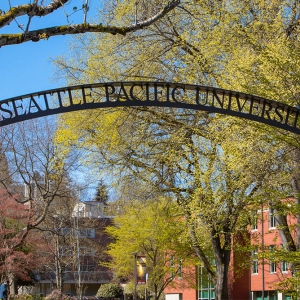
0,1,110,200
0,0,99,100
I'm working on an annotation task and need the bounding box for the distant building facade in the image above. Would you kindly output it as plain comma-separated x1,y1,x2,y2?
164,204,294,300
33,198,113,297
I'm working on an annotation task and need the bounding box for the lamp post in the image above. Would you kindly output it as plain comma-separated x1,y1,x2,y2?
132,253,137,300
261,203,264,300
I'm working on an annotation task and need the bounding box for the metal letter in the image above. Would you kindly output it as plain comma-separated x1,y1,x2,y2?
0,102,13,120
273,106,284,123
172,86,185,103
28,96,42,114
12,98,24,116
130,84,143,101
104,85,116,102
261,101,273,120
117,84,130,101
236,95,247,112
212,91,224,108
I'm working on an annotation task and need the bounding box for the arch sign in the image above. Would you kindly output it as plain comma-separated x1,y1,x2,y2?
0,81,299,134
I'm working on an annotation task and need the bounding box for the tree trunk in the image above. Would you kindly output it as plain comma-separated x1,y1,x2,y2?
211,230,231,300
55,255,64,291
8,273,18,295
214,261,229,300
177,194,231,300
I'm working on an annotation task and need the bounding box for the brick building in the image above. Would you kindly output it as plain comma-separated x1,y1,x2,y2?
164,206,294,300
249,206,292,300
32,201,114,297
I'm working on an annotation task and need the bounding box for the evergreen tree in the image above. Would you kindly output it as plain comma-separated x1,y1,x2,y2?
94,180,108,205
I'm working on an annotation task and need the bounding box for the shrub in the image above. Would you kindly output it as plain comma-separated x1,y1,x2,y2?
96,283,123,298
45,290,76,300
124,282,145,300
9,295,44,300
31,295,44,300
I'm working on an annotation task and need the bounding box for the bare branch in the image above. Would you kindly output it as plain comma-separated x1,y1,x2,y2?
0,0,180,47
0,0,70,29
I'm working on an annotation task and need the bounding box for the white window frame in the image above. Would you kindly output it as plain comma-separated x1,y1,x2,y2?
251,210,258,231
252,248,258,274
177,258,183,279
281,245,288,273
170,255,175,280
269,208,276,229
198,266,215,300
269,245,276,274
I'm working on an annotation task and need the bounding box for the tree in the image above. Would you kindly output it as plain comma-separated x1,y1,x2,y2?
0,0,180,48
94,180,109,205
0,118,83,295
39,187,78,292
53,1,298,299
104,192,228,300
0,187,46,290
96,283,123,299
213,2,300,295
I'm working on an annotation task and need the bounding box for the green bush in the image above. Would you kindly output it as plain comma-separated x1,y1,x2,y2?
124,282,145,300
31,295,44,300
96,283,123,298
9,295,44,300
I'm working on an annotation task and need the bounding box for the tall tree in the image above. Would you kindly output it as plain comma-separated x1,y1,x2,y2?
53,0,300,299
104,196,196,300
94,180,108,205
216,3,300,295
55,104,288,300
0,117,82,294
0,187,47,293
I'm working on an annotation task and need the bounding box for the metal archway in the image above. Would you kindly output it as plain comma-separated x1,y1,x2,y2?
1,81,299,134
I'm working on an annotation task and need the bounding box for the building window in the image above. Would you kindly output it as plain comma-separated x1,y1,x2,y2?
60,246,72,256
178,259,182,279
281,245,288,273
252,248,258,274
61,228,71,236
251,210,258,230
170,255,175,280
88,247,95,256
198,266,215,300
79,228,87,237
79,247,87,256
76,228,95,238
87,228,95,238
281,260,288,273
269,208,276,228
269,245,276,274
81,265,95,273
256,291,277,300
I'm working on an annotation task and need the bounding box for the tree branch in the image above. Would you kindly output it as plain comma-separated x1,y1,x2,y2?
0,0,180,48
0,0,70,29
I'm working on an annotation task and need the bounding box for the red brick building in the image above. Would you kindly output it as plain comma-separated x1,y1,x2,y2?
164,206,294,300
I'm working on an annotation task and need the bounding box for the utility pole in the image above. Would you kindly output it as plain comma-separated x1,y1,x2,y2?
76,203,82,300
261,203,264,300
133,253,137,300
